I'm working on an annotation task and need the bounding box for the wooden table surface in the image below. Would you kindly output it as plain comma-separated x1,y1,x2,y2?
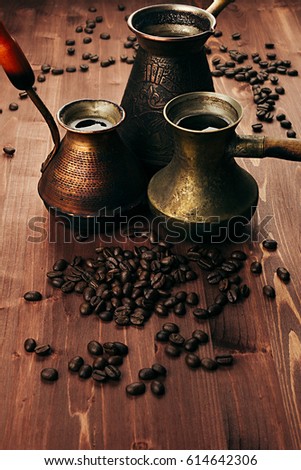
1,0,301,451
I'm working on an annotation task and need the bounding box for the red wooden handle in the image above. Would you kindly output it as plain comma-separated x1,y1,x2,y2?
0,21,35,90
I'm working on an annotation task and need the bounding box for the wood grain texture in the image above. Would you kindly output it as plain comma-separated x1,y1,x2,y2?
1,0,301,450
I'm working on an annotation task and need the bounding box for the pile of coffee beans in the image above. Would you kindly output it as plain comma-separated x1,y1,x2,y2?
68,340,128,383
209,33,298,137
47,241,199,327
126,363,167,396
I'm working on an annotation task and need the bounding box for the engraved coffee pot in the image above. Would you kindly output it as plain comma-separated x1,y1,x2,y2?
120,0,235,174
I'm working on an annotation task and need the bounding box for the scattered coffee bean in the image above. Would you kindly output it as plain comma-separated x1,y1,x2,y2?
232,32,241,40
65,39,75,46
113,342,128,356
263,285,276,298
152,363,167,377
100,33,110,40
139,368,157,380
80,64,89,72
227,285,240,303
185,353,201,368
87,340,103,356
231,250,247,260
288,69,298,76
51,68,64,75
252,123,263,133
276,113,286,121
184,337,199,352
215,355,234,366
169,333,185,346
24,338,37,352
207,303,223,316
84,27,94,34
276,267,290,282
107,355,123,366
79,364,93,379
83,37,92,44
104,365,121,380
250,261,262,274
41,64,51,73
66,66,77,73
126,382,146,396
93,356,108,370
200,358,218,371
75,26,83,33
24,291,42,301
186,292,199,306
262,238,278,251
37,73,46,82
275,86,285,95
68,356,84,372
9,102,18,111
125,57,135,64
240,284,250,298
213,30,223,38
41,368,58,381
67,47,75,55
287,130,296,138
150,380,165,396
193,308,209,320
19,91,28,99
3,145,16,156
101,60,111,68
162,322,179,334
96,16,103,23
35,344,52,356
165,344,182,357
265,43,275,49
92,369,107,382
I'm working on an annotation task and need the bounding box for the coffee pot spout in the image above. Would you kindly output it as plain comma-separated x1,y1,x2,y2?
207,0,235,18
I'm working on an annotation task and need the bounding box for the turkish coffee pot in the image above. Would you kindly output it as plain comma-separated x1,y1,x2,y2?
148,92,301,236
120,0,235,173
0,21,146,219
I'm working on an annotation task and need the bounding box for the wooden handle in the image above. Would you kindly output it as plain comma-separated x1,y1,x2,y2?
206,0,235,18
0,21,35,90
228,135,301,162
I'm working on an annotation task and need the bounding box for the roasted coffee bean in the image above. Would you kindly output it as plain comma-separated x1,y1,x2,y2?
107,355,123,366
92,369,107,382
67,47,75,55
231,250,247,260
164,343,182,357
41,368,58,382
192,329,209,344
151,380,165,396
218,278,230,292
126,381,146,396
139,367,157,380
102,342,119,356
276,267,290,282
193,308,209,320
95,15,103,22
52,277,65,288
207,303,223,316
74,280,87,293
212,70,224,77
175,291,187,302
124,40,133,48
93,356,108,370
262,238,278,251
200,358,218,371
252,123,263,133
24,291,42,301
155,303,168,316
126,57,135,64
155,329,170,342
90,54,99,63
75,26,83,33
84,27,93,34
240,284,250,298
280,120,292,129
80,302,94,316
186,292,199,306
206,270,223,285
3,145,16,156
162,322,179,334
288,69,298,76
100,33,110,40
130,311,145,325
232,32,241,40
105,365,121,380
83,286,95,301
265,43,275,49
19,91,28,99
184,337,199,352
220,260,239,273
169,333,185,346
214,293,228,306
151,363,167,377
68,356,84,372
277,66,287,74
275,86,285,95
263,285,276,298
51,68,64,75
219,44,228,52
9,102,18,111
35,344,52,356
61,281,75,293
228,274,242,285
53,258,68,271
80,64,89,72
227,285,240,303
79,364,93,379
213,30,223,37
185,353,201,368
24,338,37,352
270,75,279,84
41,63,51,73
250,261,262,274
87,340,103,356
287,130,297,138
99,310,114,321
215,355,234,366
174,302,186,316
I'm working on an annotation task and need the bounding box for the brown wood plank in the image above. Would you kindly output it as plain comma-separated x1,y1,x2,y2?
1,0,301,451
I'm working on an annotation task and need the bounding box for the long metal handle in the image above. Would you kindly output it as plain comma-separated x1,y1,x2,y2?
228,134,301,162
0,20,60,171
206,0,235,18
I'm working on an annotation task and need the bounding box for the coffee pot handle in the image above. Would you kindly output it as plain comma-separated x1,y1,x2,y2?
206,0,235,17
227,134,301,162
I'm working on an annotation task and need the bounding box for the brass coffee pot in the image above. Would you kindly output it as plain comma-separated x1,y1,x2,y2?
120,0,235,173
148,92,301,236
